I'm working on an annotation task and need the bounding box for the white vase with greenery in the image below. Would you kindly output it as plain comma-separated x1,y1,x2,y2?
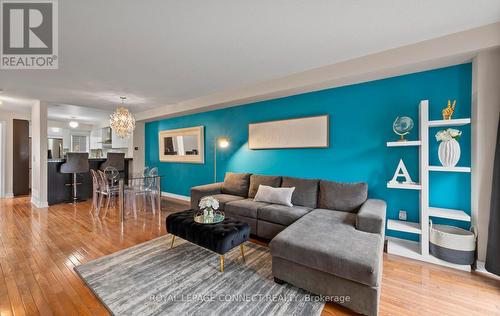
198,196,219,219
436,128,462,167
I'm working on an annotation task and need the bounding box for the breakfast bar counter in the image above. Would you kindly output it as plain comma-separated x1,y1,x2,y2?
47,158,132,205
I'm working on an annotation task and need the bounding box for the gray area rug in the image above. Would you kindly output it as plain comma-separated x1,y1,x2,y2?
75,235,324,316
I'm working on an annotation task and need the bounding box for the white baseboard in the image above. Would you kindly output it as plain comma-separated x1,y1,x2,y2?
475,261,500,280
31,197,49,208
161,191,190,202
4,192,13,198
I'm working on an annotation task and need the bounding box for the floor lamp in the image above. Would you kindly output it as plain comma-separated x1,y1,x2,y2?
214,136,230,182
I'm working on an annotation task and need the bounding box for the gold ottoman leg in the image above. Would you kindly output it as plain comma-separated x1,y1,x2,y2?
170,235,175,249
240,244,246,263
220,255,224,272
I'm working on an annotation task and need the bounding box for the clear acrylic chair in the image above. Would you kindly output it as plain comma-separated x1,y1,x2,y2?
98,170,120,218
89,169,102,215
104,166,120,207
147,167,160,214
104,166,120,186
125,167,158,216
125,176,149,217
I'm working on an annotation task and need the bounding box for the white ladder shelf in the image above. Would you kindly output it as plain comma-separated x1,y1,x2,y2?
386,100,471,272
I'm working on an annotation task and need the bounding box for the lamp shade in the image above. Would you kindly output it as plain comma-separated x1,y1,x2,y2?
218,137,230,148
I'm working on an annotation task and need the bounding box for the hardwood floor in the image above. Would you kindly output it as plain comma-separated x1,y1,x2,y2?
0,196,498,316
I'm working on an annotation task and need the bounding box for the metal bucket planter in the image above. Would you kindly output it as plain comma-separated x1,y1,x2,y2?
429,221,476,265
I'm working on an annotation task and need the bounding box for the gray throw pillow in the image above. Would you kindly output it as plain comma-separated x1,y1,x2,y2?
254,185,295,207
248,174,282,198
318,180,368,212
281,176,319,208
221,172,251,197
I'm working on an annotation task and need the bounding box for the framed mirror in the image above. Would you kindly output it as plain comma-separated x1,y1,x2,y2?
158,126,204,163
248,115,329,149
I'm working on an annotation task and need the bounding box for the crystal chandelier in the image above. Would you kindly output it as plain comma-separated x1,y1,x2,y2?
110,96,136,138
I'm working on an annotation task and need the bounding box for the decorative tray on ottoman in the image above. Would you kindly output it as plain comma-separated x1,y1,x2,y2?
194,211,225,224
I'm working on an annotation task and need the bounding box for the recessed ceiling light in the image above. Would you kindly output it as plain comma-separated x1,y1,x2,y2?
0,100,3,105
69,120,79,128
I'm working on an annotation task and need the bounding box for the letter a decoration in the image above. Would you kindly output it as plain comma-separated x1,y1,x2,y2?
389,159,415,184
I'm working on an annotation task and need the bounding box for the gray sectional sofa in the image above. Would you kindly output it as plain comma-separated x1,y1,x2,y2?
190,172,386,316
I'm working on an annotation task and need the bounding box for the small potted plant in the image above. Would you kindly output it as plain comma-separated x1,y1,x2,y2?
198,196,219,219
435,128,462,167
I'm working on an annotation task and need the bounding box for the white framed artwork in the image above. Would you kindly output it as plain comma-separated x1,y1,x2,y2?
158,126,205,163
248,115,329,149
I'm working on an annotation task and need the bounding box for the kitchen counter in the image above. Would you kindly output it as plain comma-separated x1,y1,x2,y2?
47,158,132,205
48,157,133,162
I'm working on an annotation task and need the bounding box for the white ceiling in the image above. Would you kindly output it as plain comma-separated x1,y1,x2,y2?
0,93,35,113
47,104,111,126
0,0,499,116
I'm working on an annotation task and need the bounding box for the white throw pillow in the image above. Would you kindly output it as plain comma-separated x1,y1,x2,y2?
254,185,295,207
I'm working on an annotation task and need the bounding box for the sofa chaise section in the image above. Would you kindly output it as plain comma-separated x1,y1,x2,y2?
270,208,384,287
270,201,386,316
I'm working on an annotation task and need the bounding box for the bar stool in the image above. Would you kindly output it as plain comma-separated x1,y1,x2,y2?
100,152,125,172
60,152,90,204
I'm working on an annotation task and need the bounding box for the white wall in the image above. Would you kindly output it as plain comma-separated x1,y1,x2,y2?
472,48,500,262
31,102,48,207
89,128,102,150
131,121,145,174
0,109,31,197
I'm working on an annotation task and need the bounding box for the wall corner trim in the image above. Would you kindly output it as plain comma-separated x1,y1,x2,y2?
31,197,49,208
161,191,190,202
475,261,500,280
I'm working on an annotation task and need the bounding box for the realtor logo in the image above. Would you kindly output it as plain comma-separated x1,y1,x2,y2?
1,0,58,69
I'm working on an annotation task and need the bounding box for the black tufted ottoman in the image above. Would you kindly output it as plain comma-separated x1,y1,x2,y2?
166,210,250,272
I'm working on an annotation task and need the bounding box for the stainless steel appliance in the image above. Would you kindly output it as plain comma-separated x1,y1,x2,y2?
48,138,63,159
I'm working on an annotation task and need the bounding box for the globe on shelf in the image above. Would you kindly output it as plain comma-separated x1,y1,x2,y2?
392,116,414,141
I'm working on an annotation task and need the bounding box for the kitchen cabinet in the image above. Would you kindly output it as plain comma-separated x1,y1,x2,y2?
101,127,112,146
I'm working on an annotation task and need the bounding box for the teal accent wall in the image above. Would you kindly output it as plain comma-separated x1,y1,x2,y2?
145,64,472,241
